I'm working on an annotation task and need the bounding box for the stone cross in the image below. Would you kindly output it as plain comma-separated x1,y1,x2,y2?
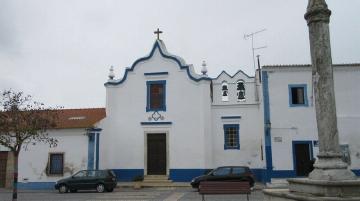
154,28,163,40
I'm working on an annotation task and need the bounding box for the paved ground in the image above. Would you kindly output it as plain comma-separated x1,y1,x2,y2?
0,187,264,201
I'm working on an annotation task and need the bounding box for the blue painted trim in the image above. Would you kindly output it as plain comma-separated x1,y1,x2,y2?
111,169,144,181
146,80,166,112
144,72,169,76
221,116,241,119
105,40,212,86
288,84,309,107
87,133,95,170
352,169,360,176
223,124,240,150
96,133,100,170
215,70,255,79
262,71,273,183
140,122,172,125
170,169,209,182
292,140,314,176
18,182,55,190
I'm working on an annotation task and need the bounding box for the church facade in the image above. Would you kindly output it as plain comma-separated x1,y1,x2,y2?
1,39,359,189
100,40,265,182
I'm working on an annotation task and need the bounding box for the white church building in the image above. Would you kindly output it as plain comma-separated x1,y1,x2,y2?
0,39,359,189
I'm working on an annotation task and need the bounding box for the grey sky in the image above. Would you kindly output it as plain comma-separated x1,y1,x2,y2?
0,0,359,108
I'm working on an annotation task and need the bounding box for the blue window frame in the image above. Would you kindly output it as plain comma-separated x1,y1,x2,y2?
288,84,308,107
223,124,240,150
49,153,64,175
146,80,166,112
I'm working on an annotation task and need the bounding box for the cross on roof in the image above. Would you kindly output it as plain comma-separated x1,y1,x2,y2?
154,28,163,40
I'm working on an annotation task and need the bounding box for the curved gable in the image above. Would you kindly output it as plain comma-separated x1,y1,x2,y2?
105,40,211,86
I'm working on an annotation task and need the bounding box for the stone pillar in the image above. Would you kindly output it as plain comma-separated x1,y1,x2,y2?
304,0,356,181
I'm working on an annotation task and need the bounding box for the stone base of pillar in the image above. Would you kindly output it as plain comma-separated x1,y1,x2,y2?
263,178,360,201
263,188,360,201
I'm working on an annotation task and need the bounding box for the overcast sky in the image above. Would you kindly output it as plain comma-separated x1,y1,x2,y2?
1,0,359,109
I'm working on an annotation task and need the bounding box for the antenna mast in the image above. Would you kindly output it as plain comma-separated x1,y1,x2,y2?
244,29,267,72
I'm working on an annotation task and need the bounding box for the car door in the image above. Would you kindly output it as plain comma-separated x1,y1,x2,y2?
68,170,87,189
208,167,231,181
86,170,99,189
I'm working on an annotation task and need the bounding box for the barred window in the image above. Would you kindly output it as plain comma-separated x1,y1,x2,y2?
224,124,240,150
49,153,64,175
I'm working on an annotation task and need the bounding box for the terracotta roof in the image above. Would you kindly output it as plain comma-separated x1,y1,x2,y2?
55,108,106,129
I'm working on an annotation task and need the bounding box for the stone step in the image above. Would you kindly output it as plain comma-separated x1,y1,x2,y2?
142,179,173,183
144,175,169,180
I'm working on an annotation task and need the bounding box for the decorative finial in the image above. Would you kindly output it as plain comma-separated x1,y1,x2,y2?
201,60,208,76
108,66,115,80
154,28,163,40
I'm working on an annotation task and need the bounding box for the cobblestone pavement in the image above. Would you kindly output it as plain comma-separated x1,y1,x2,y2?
0,187,264,201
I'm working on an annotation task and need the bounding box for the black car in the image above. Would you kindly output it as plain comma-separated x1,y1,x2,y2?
190,166,255,189
55,169,117,193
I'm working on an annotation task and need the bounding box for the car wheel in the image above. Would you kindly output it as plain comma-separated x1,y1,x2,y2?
96,183,105,193
58,184,68,193
106,188,114,192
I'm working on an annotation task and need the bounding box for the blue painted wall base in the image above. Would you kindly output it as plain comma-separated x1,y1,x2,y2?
14,169,360,189
18,182,55,190
112,169,144,181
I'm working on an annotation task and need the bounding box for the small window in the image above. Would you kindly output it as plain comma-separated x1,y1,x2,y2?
222,82,229,101
146,80,166,111
213,167,231,176
224,124,240,150
288,84,308,107
49,153,64,175
236,80,246,101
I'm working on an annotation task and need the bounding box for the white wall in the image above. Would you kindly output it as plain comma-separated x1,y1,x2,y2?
18,128,88,182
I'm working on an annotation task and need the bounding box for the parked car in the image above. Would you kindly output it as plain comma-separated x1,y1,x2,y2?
190,166,255,189
55,169,117,193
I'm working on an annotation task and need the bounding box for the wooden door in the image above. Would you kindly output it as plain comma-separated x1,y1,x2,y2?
147,134,166,175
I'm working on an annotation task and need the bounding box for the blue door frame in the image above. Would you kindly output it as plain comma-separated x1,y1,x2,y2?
292,140,313,176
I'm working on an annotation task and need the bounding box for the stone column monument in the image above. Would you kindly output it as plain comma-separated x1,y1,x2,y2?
264,0,360,200
305,0,355,182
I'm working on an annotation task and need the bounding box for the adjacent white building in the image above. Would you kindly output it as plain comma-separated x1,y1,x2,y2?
261,64,360,180
1,39,359,189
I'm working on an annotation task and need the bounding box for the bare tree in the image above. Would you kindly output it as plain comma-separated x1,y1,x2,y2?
0,90,60,201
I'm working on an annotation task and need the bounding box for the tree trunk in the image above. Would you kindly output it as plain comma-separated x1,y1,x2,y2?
12,152,18,201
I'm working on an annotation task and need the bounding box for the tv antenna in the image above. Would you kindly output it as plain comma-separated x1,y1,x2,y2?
244,29,267,72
